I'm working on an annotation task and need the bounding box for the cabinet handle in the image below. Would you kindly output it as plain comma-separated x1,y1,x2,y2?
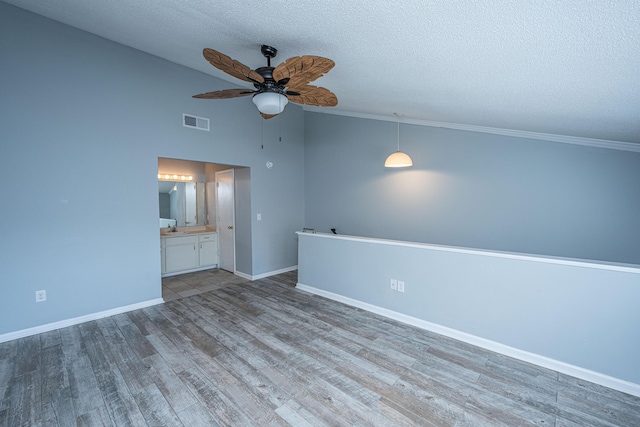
227,225,233,229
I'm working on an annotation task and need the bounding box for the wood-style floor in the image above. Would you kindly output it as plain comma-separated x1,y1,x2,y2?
1,269,639,426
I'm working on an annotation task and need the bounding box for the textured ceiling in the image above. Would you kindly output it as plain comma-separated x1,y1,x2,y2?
4,0,640,143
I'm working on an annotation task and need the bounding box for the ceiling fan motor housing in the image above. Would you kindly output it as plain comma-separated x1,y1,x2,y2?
254,66,288,95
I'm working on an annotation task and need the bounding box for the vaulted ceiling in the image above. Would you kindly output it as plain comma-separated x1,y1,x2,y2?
5,0,640,143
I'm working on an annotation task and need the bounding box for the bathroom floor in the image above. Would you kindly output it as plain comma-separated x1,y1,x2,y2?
161,268,249,301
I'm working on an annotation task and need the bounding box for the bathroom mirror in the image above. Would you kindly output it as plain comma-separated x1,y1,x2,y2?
158,181,206,227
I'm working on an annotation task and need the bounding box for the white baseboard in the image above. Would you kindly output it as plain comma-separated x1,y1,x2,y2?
0,298,164,344
296,282,640,398
236,265,298,281
234,271,252,280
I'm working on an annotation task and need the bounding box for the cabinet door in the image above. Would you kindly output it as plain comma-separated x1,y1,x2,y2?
199,240,218,267
165,243,198,272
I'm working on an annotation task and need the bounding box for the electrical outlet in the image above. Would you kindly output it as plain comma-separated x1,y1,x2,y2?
390,279,397,291
36,290,46,302
397,281,405,293
257,213,262,221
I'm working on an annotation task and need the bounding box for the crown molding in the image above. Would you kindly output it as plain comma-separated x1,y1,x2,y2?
306,109,640,153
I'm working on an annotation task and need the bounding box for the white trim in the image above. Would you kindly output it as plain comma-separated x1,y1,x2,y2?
0,298,164,344
296,283,640,398
251,265,298,281
306,109,640,153
235,265,298,281
296,232,640,274
234,270,252,280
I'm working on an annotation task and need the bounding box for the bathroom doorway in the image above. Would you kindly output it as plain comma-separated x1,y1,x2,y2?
158,158,251,276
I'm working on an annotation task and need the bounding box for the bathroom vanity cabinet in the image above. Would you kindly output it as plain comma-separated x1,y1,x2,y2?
161,232,218,276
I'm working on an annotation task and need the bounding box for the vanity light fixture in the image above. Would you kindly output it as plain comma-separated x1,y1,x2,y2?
158,174,193,181
385,117,413,168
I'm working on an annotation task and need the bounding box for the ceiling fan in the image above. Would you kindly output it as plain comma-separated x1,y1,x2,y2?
193,45,338,119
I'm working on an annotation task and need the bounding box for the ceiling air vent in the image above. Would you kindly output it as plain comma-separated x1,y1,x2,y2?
183,113,210,131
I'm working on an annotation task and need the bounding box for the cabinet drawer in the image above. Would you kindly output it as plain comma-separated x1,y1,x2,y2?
199,233,217,242
164,236,197,246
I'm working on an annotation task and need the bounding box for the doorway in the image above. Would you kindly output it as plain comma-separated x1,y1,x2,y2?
158,158,251,277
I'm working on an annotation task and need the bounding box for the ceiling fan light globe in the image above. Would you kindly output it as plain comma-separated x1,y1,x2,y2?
384,151,413,168
252,92,288,115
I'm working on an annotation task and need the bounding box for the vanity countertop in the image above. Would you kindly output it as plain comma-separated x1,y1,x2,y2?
160,226,216,237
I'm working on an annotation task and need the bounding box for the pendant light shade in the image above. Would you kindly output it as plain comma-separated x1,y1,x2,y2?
385,120,413,168
384,151,413,167
252,92,288,115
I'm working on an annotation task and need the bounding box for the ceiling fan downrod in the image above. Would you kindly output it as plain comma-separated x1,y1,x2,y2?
260,45,277,67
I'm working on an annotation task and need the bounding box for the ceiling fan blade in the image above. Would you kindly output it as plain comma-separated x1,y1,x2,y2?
273,56,335,88
261,113,278,120
286,86,338,107
193,88,255,99
203,48,264,83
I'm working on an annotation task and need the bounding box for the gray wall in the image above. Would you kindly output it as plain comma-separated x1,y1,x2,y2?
304,113,640,265
0,3,304,335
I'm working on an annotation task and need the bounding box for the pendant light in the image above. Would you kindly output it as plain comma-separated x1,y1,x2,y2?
385,117,413,168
